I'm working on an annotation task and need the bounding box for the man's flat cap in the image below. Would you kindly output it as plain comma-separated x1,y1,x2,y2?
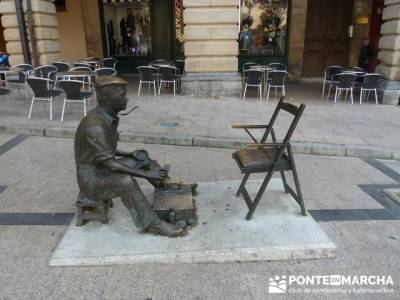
96,76,128,89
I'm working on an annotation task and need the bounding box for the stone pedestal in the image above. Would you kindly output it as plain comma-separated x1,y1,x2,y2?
181,72,242,97
378,79,400,105
49,179,336,266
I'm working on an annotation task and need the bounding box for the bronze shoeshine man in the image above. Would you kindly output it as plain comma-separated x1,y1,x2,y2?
74,76,186,237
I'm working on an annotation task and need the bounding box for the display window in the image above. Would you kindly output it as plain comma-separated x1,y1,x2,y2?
239,0,289,56
102,0,152,57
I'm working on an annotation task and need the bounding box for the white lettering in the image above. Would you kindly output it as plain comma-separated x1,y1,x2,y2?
376,276,385,285
360,276,367,285
288,276,297,284
297,276,305,285
352,277,360,285
368,276,376,285
342,276,352,285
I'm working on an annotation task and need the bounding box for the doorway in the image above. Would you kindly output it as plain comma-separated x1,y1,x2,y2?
302,0,354,76
99,0,177,73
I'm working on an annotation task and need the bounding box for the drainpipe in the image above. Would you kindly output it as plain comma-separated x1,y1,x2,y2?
15,0,31,64
26,0,39,66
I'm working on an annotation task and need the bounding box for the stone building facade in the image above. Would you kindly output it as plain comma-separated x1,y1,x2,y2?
0,0,398,103
0,0,61,65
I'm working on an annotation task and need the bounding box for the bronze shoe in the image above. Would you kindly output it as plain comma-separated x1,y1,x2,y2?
147,220,184,237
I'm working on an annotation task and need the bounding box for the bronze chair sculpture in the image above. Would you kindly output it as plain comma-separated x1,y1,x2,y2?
232,96,306,220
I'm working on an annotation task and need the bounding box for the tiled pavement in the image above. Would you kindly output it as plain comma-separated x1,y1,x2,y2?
0,134,399,299
1,79,399,160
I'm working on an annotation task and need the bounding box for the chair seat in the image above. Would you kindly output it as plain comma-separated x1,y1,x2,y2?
49,89,63,97
233,148,290,172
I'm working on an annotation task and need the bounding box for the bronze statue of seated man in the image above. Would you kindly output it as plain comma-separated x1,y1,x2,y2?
74,76,196,237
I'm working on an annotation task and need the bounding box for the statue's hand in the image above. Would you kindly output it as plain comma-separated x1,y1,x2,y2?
146,168,167,180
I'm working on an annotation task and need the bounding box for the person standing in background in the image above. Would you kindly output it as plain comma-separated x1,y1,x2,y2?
358,40,376,71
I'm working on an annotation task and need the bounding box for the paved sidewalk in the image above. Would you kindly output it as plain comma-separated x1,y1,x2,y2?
1,79,399,160
0,134,399,299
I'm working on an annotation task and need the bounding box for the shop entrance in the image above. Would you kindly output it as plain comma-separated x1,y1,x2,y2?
100,0,180,73
302,0,354,76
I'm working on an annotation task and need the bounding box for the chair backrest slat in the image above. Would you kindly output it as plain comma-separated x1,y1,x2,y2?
280,102,300,116
260,96,305,145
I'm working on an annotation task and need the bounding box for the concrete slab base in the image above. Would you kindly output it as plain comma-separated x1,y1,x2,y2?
49,179,335,266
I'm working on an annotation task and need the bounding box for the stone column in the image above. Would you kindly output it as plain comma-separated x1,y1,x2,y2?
80,0,103,59
183,0,238,72
287,0,308,80
182,0,241,97
0,0,60,66
376,0,400,104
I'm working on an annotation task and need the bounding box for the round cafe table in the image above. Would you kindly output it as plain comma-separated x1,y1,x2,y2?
57,70,93,89
0,67,23,87
248,65,276,90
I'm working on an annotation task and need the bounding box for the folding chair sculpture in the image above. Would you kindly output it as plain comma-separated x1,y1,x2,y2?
232,96,306,220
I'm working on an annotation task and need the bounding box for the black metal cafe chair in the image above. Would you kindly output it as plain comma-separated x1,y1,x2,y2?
26,77,62,120
137,66,159,96
7,63,34,100
52,62,70,72
359,73,382,104
59,80,92,121
232,96,306,220
242,69,264,101
322,66,343,98
333,73,357,104
158,66,178,96
265,70,287,101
